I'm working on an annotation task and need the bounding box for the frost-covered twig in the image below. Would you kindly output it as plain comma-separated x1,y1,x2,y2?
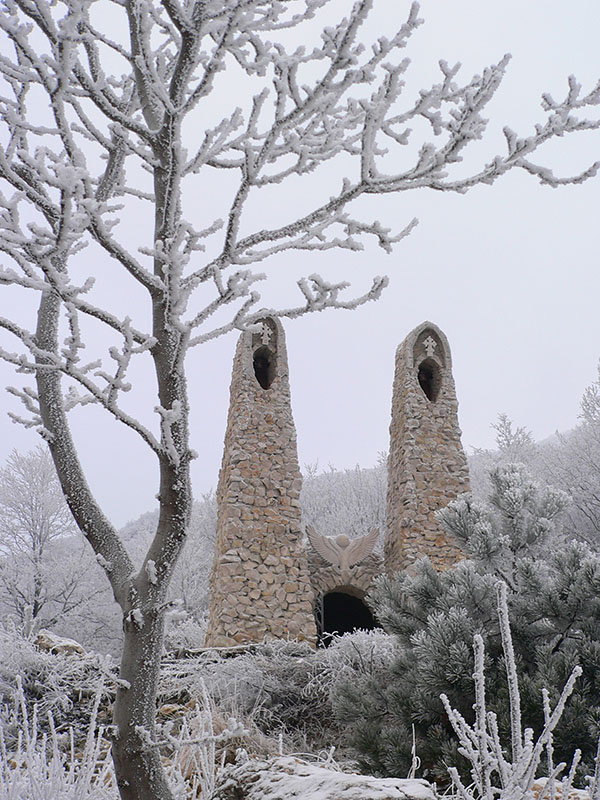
441,581,584,800
497,581,523,764
589,738,600,800
0,676,116,799
135,679,248,799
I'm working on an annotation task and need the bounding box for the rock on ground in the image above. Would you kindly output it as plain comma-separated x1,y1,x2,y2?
35,629,86,655
213,755,437,800
531,780,591,800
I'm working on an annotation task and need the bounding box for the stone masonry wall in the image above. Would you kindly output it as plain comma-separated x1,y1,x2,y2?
385,321,470,574
205,317,317,647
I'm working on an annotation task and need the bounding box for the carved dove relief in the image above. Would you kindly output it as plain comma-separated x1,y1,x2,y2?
306,525,379,581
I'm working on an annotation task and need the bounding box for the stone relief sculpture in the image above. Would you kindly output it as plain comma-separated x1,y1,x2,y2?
305,526,379,582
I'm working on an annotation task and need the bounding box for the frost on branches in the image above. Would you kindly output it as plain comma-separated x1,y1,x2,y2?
0,1,599,798
442,583,599,800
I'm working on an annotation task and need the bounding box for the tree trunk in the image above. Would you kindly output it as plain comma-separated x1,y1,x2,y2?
112,604,172,800
33,285,179,799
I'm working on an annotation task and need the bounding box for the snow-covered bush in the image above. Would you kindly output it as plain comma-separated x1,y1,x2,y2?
302,629,396,727
333,464,600,783
467,415,540,501
443,584,599,800
0,623,117,752
468,367,600,553
180,640,325,744
165,630,395,757
164,613,209,653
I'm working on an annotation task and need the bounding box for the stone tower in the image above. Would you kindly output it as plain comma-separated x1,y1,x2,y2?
205,317,317,647
385,321,470,574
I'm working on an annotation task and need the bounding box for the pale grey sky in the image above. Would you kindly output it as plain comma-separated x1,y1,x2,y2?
0,0,598,527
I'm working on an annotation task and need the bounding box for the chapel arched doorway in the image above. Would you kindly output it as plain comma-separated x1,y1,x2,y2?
315,589,378,646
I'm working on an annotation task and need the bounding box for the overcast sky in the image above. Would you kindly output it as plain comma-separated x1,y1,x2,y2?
0,0,599,527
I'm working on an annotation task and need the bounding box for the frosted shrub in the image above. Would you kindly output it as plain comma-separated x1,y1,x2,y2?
0,624,48,701
313,628,396,678
0,680,116,800
188,631,395,755
443,583,599,800
0,624,118,752
307,629,396,709
164,614,209,653
190,640,320,737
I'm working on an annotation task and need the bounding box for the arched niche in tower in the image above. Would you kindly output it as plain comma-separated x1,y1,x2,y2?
413,328,445,402
253,346,275,389
251,319,278,389
417,356,442,402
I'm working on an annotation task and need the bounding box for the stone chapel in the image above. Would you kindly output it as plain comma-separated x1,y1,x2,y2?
205,319,470,648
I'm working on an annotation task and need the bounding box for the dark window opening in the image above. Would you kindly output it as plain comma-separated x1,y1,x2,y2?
316,591,377,647
417,358,441,402
253,346,275,389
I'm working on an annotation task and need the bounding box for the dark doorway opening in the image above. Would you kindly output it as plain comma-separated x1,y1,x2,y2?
417,358,441,402
316,591,377,646
253,346,275,389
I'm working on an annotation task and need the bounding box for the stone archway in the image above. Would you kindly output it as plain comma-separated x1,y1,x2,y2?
315,587,378,646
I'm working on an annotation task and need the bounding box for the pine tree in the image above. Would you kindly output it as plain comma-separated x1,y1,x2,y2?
333,464,600,782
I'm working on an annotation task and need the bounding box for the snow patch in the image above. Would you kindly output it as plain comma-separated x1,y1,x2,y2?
128,608,144,628
96,553,112,571
214,755,437,800
145,559,158,584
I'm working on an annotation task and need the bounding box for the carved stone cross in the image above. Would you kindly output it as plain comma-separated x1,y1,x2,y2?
423,335,437,357
261,323,272,346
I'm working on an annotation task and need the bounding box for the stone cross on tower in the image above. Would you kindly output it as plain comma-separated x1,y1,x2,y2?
422,335,437,357
385,321,470,573
205,316,316,647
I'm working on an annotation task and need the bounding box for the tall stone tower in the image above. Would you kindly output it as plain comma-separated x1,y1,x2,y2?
205,317,317,647
385,321,470,574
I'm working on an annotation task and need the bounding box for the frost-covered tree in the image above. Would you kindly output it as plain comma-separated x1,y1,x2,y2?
0,0,599,797
541,364,600,548
333,464,600,783
470,370,600,549
468,414,540,501
492,414,535,457
0,446,106,632
301,457,386,546
0,447,121,653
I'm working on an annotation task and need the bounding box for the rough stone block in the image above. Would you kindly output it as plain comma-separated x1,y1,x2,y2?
213,755,437,800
